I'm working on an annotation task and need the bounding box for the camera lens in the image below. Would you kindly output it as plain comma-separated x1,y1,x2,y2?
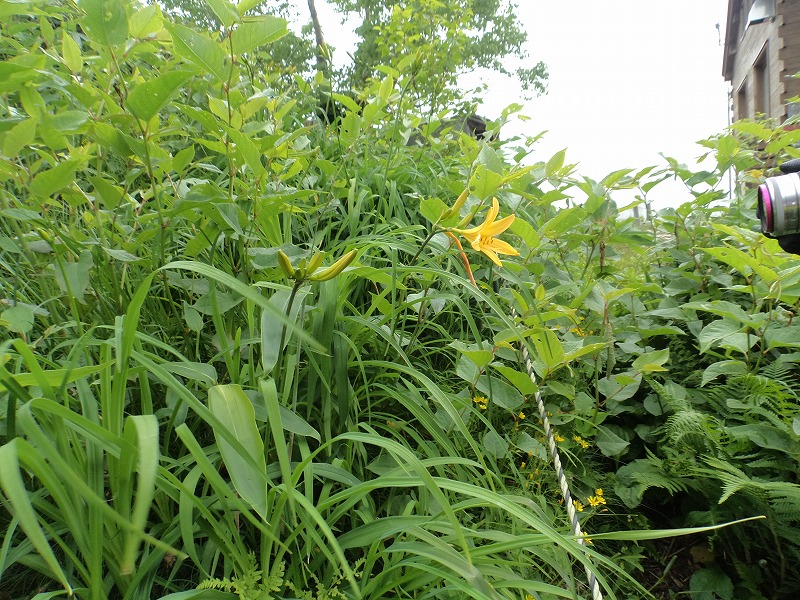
757,174,800,237
757,183,773,234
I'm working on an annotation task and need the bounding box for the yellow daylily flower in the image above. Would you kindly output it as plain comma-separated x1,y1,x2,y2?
453,198,519,267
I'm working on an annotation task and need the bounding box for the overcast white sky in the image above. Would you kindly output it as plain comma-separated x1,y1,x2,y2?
291,0,732,208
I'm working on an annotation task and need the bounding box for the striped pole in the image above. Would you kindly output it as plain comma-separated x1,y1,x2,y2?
514,308,604,600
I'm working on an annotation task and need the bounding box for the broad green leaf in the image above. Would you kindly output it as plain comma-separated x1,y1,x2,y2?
128,4,163,38
698,319,754,354
726,424,796,454
482,430,509,459
682,300,762,327
528,328,565,372
183,302,204,332
1,305,35,335
61,33,82,72
449,340,493,369
596,425,630,457
509,216,539,250
162,361,218,385
166,22,228,82
597,372,641,402
203,0,240,27
492,364,538,395
601,168,634,188
231,16,287,55
102,247,144,262
208,385,267,513
700,360,748,387
539,206,585,238
50,249,93,304
701,246,778,284
79,0,129,46
127,71,192,122
0,62,41,94
172,145,195,175
563,342,607,363
2,117,36,158
469,164,504,200
30,160,78,198
277,405,320,441
545,148,566,176
226,126,266,177
236,0,263,14
544,380,574,400
330,92,362,113
690,567,734,600
514,432,547,460
420,196,450,224
476,144,505,174
764,325,800,349
474,374,523,410
632,348,669,373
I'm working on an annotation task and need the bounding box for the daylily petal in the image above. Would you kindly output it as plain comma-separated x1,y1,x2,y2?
457,198,500,236
482,247,503,267
486,197,500,224
483,237,520,257
482,213,515,237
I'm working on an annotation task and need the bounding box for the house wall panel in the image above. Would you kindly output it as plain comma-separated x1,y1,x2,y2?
731,19,782,119
780,0,800,111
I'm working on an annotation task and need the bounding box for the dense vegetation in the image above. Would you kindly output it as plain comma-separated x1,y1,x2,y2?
2,1,800,599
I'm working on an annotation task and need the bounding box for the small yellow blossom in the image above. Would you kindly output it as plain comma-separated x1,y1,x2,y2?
573,435,590,449
452,198,519,267
587,495,607,508
553,433,565,443
520,461,527,469
573,500,585,512
595,488,603,496
473,396,488,410
517,411,526,420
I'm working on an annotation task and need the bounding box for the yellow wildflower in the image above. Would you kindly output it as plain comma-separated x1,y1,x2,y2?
452,198,519,267
573,500,584,512
573,435,590,449
520,461,526,469
473,396,488,410
595,488,603,496
587,495,607,508
553,433,565,443
518,411,526,420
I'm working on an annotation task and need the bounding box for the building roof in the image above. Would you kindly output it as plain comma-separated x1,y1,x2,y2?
722,0,741,82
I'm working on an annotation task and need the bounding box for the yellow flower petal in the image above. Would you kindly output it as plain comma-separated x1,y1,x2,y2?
482,213,515,237
481,237,520,257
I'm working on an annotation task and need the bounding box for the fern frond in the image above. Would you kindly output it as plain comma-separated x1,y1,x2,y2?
664,408,720,454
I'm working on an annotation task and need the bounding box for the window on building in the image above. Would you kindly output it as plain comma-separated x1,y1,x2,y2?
748,0,776,26
737,80,748,120
754,46,769,116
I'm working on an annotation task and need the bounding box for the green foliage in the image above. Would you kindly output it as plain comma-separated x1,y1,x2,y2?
1,0,800,599
329,0,547,107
